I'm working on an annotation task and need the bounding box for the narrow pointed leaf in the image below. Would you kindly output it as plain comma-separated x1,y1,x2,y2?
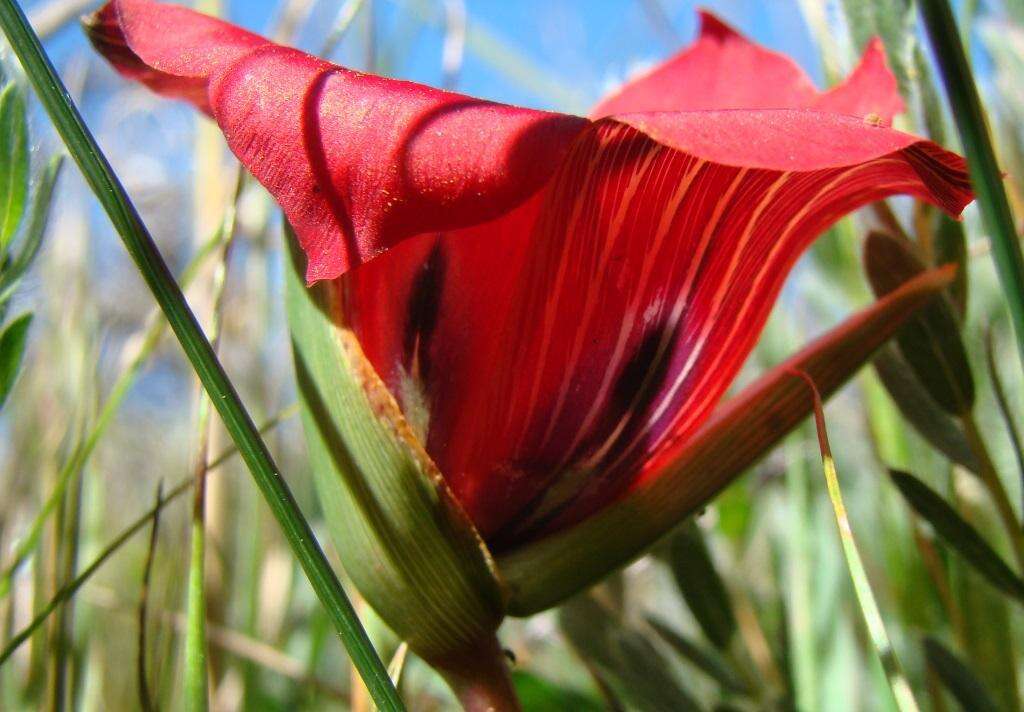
502,267,956,615
924,637,1000,712
136,480,162,712
934,215,968,316
872,344,977,471
865,230,974,414
890,469,1024,602
646,616,750,695
0,311,32,410
665,521,736,650
0,155,63,306
559,595,701,712
0,82,28,253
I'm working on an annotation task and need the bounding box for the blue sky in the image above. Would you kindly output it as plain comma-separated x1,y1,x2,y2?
30,0,826,115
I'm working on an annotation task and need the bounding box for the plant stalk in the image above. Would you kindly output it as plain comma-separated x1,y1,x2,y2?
437,636,521,712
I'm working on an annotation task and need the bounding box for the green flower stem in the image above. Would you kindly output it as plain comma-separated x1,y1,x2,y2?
919,0,1024,372
0,3,402,708
183,181,238,712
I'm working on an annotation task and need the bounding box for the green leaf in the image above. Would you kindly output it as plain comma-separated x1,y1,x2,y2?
646,616,750,695
559,595,701,712
0,154,63,306
0,81,28,254
872,344,978,472
934,214,968,317
913,45,948,145
0,311,31,409
665,521,736,650
924,637,1000,712
889,470,1024,602
511,671,604,712
864,231,974,414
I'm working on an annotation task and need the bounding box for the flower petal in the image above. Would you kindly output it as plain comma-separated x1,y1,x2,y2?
500,266,959,614
346,117,969,542
86,0,267,113
811,38,904,123
591,11,902,124
87,0,588,282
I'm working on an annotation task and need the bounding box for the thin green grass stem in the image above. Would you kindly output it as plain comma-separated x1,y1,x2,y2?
797,371,920,712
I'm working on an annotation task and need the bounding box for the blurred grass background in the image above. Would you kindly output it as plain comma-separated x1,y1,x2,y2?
1,0,1023,709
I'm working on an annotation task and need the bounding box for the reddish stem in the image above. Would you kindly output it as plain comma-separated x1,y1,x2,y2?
437,636,521,712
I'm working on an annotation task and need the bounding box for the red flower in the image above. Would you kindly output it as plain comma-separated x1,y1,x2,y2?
89,1,972,548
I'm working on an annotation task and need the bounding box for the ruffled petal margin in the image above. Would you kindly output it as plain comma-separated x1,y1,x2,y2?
591,11,903,125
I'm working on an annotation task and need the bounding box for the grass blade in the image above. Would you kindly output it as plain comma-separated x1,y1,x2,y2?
0,226,225,600
183,181,238,712
665,520,737,650
890,469,1024,602
0,311,31,409
559,594,702,712
0,4,401,708
924,637,1000,712
0,486,178,667
645,616,750,695
184,509,209,711
864,231,974,415
137,481,162,712
920,0,1024,372
872,344,977,472
796,370,920,712
0,81,27,253
0,154,63,306
0,405,297,667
